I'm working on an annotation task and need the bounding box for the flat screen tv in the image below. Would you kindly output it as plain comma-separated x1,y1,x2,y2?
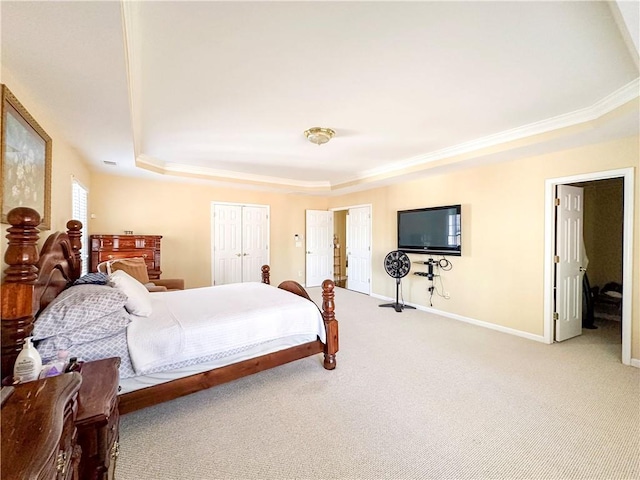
397,204,461,256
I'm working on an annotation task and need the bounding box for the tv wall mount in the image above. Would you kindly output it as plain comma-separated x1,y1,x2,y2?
379,250,416,313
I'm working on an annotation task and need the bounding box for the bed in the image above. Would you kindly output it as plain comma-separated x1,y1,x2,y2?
0,207,339,414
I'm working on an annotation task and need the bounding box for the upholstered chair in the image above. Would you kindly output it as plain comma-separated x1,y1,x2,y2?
97,257,184,291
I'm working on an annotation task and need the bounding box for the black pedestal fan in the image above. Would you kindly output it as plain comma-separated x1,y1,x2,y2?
379,250,416,313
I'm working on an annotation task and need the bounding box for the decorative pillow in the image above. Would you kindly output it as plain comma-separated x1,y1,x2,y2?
72,272,109,286
34,309,131,358
109,257,150,285
109,270,153,317
34,284,128,340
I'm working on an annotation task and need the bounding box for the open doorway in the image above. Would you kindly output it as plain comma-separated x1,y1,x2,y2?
572,178,624,349
331,204,372,295
333,210,348,288
544,168,634,365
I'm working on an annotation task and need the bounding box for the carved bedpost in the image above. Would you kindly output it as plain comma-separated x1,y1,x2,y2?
261,265,270,285
1,207,40,378
66,219,83,279
321,279,338,370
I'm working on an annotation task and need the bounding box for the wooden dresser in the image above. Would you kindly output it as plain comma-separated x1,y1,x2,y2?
76,358,121,480
1,373,83,480
90,234,162,279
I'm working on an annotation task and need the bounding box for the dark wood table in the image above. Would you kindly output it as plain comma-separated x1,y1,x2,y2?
76,357,121,480
1,373,82,480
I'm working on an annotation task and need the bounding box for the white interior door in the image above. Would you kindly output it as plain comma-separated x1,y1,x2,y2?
306,210,333,287
347,206,371,294
555,184,585,342
213,204,243,285
242,206,269,282
213,203,269,285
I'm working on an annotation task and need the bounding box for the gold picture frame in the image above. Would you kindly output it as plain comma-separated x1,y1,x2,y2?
1,84,52,229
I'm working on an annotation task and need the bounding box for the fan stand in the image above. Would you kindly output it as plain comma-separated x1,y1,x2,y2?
379,277,416,313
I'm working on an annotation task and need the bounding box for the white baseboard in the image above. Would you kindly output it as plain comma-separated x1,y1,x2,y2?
371,293,546,343
371,294,640,367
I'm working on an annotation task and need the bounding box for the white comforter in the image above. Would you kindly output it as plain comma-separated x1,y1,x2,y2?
127,282,325,375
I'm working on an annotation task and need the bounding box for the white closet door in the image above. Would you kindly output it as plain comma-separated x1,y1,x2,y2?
213,204,243,285
242,206,269,283
213,203,269,285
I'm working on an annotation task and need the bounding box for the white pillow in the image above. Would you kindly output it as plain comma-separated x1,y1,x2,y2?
109,270,153,317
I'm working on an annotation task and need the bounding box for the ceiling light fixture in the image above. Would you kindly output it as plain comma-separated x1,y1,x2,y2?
304,127,335,145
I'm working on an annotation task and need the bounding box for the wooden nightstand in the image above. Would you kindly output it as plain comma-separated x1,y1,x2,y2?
76,357,121,480
1,373,82,480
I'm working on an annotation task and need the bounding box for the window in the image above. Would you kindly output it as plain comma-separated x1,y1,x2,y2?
72,179,89,276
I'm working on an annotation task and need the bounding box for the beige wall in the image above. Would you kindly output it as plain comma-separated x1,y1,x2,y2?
329,135,639,358
0,75,92,264
89,173,328,288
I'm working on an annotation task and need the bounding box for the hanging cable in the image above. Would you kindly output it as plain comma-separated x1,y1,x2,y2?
438,257,452,271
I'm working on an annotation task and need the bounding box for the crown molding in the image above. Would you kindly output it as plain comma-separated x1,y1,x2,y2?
356,78,640,181
132,76,638,193
135,154,332,192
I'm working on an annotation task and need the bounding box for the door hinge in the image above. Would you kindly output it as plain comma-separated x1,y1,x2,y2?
554,255,560,263
553,312,559,321
554,198,560,206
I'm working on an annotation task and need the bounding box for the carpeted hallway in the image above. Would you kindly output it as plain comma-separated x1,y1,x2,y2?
117,286,639,479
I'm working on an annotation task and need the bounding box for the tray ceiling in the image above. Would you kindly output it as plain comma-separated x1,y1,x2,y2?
2,1,638,194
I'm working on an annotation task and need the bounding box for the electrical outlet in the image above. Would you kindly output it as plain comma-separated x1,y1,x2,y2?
443,291,450,299
298,271,303,277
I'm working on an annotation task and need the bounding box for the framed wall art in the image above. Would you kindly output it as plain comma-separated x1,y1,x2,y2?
1,84,52,229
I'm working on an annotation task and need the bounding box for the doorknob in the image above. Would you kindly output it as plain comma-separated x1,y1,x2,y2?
236,253,242,257
243,253,249,256
579,267,587,272
306,251,312,254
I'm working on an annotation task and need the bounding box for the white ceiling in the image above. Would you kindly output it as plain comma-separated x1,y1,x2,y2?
1,1,638,195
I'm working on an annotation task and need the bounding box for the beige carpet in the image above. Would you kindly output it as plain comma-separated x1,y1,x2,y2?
117,287,639,479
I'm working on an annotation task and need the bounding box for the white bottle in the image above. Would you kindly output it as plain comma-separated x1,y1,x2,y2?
13,337,42,382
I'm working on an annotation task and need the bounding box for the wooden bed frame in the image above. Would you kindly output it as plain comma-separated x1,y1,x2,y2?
1,207,339,414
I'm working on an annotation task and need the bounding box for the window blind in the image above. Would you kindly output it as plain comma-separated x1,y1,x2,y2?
72,180,89,276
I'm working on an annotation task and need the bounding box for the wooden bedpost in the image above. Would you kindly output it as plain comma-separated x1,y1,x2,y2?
66,219,83,279
1,207,40,378
321,279,338,370
261,264,270,285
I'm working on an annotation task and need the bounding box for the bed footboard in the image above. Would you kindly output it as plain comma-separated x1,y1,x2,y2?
277,278,338,370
